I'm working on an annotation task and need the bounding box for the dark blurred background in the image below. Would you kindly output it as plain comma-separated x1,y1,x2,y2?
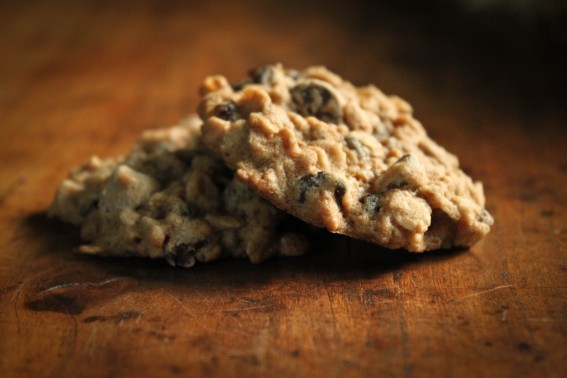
0,0,565,141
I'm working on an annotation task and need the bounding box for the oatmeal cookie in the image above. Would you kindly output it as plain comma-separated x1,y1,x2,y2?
198,64,493,252
49,115,309,267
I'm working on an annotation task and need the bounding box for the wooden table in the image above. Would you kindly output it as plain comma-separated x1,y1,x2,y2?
1,1,565,376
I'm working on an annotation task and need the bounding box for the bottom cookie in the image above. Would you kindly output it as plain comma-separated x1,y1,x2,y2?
48,115,310,267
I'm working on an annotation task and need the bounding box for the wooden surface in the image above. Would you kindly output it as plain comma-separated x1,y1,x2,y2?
1,1,566,377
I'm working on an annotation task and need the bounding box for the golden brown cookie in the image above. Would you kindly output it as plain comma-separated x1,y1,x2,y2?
199,64,493,252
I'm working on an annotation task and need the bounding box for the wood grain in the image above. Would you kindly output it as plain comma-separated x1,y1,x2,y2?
0,1,565,377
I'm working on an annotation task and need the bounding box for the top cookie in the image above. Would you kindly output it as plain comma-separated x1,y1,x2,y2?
198,64,493,252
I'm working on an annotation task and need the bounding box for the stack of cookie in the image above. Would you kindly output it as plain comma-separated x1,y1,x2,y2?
49,64,493,267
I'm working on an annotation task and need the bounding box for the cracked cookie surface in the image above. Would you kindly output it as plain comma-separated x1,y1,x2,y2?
199,64,493,252
49,115,309,267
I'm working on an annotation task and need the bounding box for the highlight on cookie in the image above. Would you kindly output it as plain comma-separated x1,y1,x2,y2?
198,64,493,252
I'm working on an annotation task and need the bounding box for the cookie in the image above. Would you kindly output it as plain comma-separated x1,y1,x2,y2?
198,64,493,252
48,115,309,267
